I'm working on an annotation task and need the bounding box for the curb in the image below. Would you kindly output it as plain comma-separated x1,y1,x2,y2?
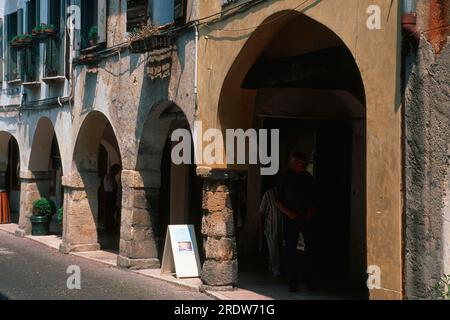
132,270,208,294
204,290,231,300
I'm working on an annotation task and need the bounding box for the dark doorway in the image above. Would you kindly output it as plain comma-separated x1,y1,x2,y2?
97,135,122,253
5,138,20,224
157,136,204,264
49,134,63,236
158,138,172,262
258,117,366,297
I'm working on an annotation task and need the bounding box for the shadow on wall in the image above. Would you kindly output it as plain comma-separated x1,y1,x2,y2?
81,72,99,115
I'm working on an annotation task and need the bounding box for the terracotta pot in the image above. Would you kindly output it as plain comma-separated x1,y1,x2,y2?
89,38,98,46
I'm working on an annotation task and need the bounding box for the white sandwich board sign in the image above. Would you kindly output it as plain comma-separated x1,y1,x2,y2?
161,225,201,279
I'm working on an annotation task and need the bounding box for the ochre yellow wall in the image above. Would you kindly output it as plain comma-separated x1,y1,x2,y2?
197,0,402,299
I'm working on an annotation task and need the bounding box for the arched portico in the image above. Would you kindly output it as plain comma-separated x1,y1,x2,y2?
197,2,402,299
117,101,203,269
60,111,122,253
0,132,21,224
15,117,63,236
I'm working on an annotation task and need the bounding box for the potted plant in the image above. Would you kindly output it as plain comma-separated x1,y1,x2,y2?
32,23,55,40
10,35,20,47
30,198,56,236
21,33,33,46
88,26,98,46
32,23,45,34
10,34,33,48
9,68,19,80
44,23,56,36
78,53,99,67
46,69,58,77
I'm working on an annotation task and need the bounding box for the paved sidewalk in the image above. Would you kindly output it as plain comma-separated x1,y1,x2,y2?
0,230,210,300
0,223,224,299
0,223,350,300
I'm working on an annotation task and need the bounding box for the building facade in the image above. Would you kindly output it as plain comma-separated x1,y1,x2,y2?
0,0,448,300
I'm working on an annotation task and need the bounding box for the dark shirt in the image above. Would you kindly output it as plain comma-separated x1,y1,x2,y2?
276,170,317,218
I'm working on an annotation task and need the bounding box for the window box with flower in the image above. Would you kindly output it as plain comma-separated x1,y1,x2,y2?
10,34,33,49
32,23,56,41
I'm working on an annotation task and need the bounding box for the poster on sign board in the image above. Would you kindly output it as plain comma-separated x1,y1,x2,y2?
161,225,201,279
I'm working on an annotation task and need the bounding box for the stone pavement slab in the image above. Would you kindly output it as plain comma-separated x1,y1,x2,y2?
72,250,118,266
1,224,337,300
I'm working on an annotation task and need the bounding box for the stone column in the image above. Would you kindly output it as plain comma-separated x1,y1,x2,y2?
59,172,100,253
199,168,239,291
117,170,160,269
15,171,51,237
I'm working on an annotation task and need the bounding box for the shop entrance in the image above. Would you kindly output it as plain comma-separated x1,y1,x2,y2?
97,124,122,252
257,117,366,297
1,134,20,224
158,136,203,263
216,12,368,298
136,102,203,265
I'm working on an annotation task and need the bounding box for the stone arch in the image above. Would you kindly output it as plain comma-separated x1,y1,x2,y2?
218,10,366,133
0,131,21,223
0,131,20,186
61,111,122,253
117,101,202,269
17,117,64,236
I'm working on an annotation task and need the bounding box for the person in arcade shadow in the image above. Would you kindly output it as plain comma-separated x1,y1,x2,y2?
275,152,318,292
103,164,121,235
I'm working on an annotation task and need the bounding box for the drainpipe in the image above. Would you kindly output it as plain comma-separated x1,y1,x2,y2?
402,0,420,44
58,19,76,108
194,21,199,112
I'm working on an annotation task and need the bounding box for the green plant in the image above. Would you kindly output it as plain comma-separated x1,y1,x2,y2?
57,207,63,225
88,26,98,39
32,198,56,217
12,34,31,42
431,275,450,300
10,34,33,48
32,23,46,34
32,23,55,35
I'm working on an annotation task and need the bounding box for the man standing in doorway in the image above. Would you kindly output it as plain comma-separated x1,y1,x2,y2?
275,152,317,292
103,164,121,235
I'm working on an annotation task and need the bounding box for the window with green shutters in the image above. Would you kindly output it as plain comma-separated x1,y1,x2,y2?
81,0,99,48
0,18,3,83
127,0,149,31
45,0,65,77
25,0,40,82
6,12,19,81
174,0,186,23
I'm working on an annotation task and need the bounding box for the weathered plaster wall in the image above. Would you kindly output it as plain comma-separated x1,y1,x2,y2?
0,1,196,249
70,38,195,174
405,40,450,299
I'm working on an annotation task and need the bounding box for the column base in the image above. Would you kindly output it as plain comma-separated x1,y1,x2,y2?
117,255,160,270
201,259,238,287
59,242,100,254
